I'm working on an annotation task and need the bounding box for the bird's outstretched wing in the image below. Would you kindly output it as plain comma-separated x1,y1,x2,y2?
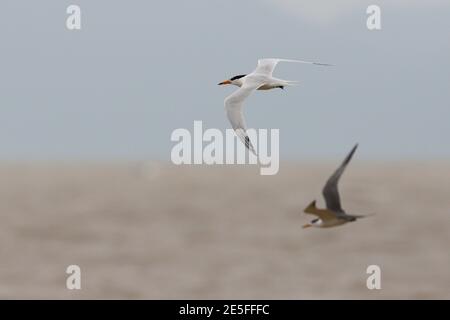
224,80,261,154
322,144,358,212
253,58,332,77
303,200,338,221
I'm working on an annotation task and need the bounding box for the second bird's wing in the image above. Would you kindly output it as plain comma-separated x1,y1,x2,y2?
253,58,331,77
224,79,262,154
322,144,358,212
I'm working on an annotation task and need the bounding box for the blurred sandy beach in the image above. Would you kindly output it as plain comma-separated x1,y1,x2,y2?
0,162,449,299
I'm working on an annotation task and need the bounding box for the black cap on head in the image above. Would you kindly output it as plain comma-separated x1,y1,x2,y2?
230,74,246,81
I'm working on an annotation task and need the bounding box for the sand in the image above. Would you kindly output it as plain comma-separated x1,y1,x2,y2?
0,162,449,299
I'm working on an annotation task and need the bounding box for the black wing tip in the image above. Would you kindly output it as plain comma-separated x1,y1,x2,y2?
304,200,317,213
313,62,334,66
244,136,252,150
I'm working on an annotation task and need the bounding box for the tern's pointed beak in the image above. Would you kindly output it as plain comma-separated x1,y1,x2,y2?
218,80,232,85
302,223,312,229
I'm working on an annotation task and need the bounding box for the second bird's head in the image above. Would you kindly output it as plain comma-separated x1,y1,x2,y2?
218,74,247,87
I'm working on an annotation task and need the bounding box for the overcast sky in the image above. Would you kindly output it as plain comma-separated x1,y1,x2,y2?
1,0,449,161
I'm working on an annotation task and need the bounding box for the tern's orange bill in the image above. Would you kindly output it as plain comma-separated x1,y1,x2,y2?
302,223,312,229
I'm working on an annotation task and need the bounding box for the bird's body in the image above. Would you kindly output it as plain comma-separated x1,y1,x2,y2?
303,144,371,229
218,58,330,153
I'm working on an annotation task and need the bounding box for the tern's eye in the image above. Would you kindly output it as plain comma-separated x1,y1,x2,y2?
311,218,319,223
230,74,246,81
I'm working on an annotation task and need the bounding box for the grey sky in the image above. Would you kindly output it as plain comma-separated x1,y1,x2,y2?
1,0,449,161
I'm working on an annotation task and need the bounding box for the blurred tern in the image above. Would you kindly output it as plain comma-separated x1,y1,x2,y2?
218,58,331,154
302,144,372,229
